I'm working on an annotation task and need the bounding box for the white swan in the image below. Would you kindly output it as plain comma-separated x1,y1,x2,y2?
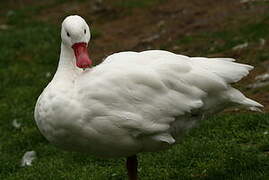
34,15,263,180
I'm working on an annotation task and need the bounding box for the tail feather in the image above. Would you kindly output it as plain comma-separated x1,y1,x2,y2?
225,87,263,108
191,57,263,111
242,97,263,107
191,57,253,83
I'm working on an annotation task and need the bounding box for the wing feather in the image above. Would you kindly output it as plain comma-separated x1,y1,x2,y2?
77,50,260,151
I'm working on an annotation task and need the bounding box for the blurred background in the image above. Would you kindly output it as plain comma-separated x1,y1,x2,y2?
0,0,269,179
0,0,268,110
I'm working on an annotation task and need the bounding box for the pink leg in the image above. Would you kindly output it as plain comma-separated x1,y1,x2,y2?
126,155,138,180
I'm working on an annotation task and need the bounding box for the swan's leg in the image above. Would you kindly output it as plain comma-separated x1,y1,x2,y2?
126,155,138,180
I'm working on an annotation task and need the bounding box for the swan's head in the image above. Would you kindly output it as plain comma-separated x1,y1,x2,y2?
61,15,92,68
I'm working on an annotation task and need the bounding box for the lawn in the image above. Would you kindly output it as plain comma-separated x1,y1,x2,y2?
0,0,269,179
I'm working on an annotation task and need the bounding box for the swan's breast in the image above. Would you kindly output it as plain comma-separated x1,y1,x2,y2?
35,88,84,147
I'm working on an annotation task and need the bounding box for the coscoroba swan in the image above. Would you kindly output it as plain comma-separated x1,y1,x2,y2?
34,15,263,180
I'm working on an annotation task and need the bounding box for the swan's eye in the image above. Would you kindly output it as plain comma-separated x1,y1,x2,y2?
67,32,70,37
84,29,86,34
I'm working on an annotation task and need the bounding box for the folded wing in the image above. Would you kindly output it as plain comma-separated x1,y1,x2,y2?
77,50,262,151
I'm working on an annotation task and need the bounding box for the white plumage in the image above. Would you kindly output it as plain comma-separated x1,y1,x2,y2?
34,16,262,160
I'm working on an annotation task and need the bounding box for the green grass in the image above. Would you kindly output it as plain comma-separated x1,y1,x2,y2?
0,109,268,179
0,1,269,179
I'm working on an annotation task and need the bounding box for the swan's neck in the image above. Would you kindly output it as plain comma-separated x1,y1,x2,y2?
54,43,82,78
52,43,82,89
